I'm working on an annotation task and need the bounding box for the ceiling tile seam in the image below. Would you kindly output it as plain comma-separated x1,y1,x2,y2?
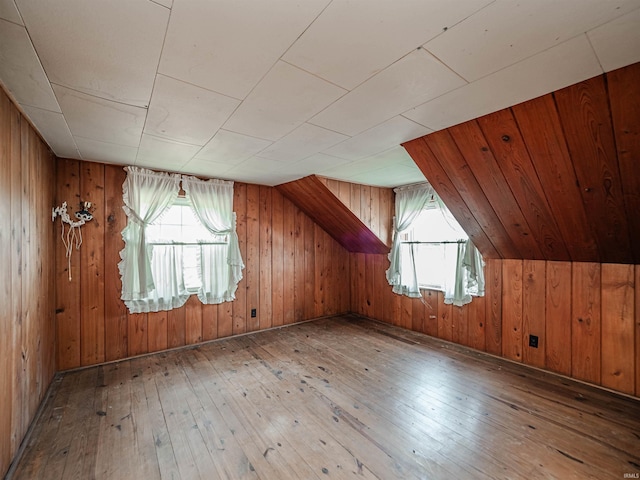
400,32,610,130
439,30,606,87
49,82,149,111
73,134,137,150
275,0,334,61
0,14,22,28
314,1,498,94
14,102,60,116
0,81,68,157
297,120,353,141
277,58,352,92
218,60,349,143
2,13,64,114
5,0,25,25
418,0,497,47
254,144,340,165
304,47,464,136
584,31,605,73
135,3,175,165
304,151,348,164
149,0,171,11
419,46,472,84
316,116,433,160
585,4,640,32
198,129,275,161
153,71,244,102
140,131,204,148
21,93,80,161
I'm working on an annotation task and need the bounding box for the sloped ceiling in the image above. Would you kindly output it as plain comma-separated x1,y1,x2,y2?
0,0,639,187
277,175,389,254
404,63,640,264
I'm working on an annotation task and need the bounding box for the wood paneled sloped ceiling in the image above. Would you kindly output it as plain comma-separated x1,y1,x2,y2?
404,62,640,264
277,175,390,254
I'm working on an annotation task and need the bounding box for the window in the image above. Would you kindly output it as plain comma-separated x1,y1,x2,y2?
386,182,484,306
145,197,228,293
119,167,244,314
399,199,468,291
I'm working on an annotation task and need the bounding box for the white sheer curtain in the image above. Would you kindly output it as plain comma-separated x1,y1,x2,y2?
386,182,485,306
181,175,244,304
386,182,434,297
443,239,485,307
119,167,188,313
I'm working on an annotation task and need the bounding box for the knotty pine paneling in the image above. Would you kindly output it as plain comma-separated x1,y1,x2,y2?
351,254,640,399
55,161,350,370
608,63,640,263
0,88,56,478
278,175,388,254
404,138,499,259
554,75,631,264
404,62,640,265
321,178,394,247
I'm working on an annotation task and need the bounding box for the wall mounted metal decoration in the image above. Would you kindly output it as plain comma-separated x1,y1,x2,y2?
52,201,94,280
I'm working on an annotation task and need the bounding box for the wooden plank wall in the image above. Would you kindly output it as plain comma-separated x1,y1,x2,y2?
276,175,389,254
0,88,57,477
351,254,640,398
55,160,350,371
404,62,640,265
319,177,394,247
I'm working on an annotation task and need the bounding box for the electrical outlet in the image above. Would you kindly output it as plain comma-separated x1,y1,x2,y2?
251,308,257,318
529,335,539,348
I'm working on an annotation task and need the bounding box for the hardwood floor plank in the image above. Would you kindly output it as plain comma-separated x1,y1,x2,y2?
11,316,640,479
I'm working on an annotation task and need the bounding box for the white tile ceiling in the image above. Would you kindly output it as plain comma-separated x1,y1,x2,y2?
1,0,639,188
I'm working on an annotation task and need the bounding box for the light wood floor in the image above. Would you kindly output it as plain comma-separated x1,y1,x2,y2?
9,315,640,479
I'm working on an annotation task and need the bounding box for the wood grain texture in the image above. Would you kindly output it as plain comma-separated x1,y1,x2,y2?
601,264,635,395
545,261,572,376
554,75,631,263
259,186,273,331
8,100,23,459
501,259,523,362
55,159,81,370
54,163,351,370
608,63,640,263
423,129,518,258
104,166,128,361
404,137,499,258
277,175,389,254
79,162,106,366
245,184,260,332
0,86,12,478
233,183,247,334
0,88,56,478
572,262,601,384
13,317,640,480
637,265,640,397
351,254,639,399
512,95,597,262
522,260,546,368
448,121,541,259
404,63,640,264
484,259,503,356
478,110,569,261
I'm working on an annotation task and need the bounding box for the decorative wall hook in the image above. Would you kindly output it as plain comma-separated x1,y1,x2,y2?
52,201,94,280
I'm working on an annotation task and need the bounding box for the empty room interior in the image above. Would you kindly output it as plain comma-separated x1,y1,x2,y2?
1,1,640,479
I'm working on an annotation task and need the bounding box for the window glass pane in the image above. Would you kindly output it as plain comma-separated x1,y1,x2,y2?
148,200,224,245
145,196,232,298
182,245,201,291
409,205,467,243
159,203,183,224
401,199,469,291
414,243,447,289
